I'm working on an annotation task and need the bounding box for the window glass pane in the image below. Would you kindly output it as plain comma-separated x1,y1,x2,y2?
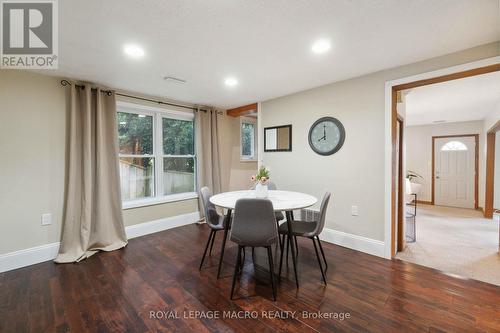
119,157,155,200
163,118,194,155
163,157,195,195
117,112,153,155
241,122,255,157
441,141,468,151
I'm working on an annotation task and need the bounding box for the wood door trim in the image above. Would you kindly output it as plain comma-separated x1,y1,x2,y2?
431,134,479,209
390,62,500,257
396,116,405,252
485,132,496,218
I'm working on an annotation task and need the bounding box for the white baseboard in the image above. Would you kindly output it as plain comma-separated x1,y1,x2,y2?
125,211,200,239
0,242,61,273
320,228,385,258
0,211,200,273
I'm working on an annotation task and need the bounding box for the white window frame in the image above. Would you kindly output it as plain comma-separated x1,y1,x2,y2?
240,116,257,162
117,101,197,209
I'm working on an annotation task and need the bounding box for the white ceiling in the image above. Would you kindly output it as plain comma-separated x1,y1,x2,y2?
404,71,500,126
47,0,499,109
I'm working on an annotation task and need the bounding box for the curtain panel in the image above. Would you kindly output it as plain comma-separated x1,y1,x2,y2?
55,83,127,263
195,109,222,218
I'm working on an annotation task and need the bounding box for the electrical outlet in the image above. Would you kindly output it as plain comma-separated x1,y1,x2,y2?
41,213,52,226
351,205,358,216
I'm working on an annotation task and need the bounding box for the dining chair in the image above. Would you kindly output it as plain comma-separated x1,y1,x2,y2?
230,198,279,301
278,192,331,285
199,186,231,271
250,181,286,245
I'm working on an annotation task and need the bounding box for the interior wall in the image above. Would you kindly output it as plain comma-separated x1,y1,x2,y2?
494,133,500,210
406,121,485,207
0,71,221,255
260,42,498,242
219,115,257,191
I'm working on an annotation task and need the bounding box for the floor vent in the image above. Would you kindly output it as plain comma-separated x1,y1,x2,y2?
300,208,319,222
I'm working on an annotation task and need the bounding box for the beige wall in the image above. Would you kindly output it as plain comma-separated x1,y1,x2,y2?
0,71,236,255
261,42,499,242
406,121,486,206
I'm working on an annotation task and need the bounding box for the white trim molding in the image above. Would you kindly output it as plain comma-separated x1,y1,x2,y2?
0,211,200,273
125,211,200,239
384,56,500,259
320,228,385,258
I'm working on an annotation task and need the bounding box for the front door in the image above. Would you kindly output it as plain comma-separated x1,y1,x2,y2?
434,136,475,209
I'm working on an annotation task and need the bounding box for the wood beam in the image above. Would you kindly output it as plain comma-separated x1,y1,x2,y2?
227,103,258,117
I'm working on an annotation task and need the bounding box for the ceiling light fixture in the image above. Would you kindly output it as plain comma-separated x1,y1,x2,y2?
311,39,331,54
224,77,238,87
123,44,145,58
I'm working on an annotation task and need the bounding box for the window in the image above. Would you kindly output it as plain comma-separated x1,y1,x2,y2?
441,141,468,151
240,117,257,161
117,102,196,207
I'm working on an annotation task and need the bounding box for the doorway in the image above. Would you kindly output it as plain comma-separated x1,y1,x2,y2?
432,135,478,209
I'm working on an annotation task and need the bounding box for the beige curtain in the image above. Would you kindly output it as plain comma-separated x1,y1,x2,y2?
195,108,222,217
55,83,127,263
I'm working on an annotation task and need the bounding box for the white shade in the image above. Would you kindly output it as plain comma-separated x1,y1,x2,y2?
405,179,412,195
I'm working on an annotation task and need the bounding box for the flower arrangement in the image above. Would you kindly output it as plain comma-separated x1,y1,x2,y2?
251,166,270,184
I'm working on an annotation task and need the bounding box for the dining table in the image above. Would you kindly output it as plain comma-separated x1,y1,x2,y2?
209,189,317,288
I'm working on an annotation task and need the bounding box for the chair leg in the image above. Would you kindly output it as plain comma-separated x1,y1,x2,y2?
199,230,214,270
241,247,246,270
266,246,277,301
230,245,242,300
316,236,328,271
285,234,290,265
278,234,285,281
209,230,217,256
294,235,299,256
217,209,232,279
312,238,327,285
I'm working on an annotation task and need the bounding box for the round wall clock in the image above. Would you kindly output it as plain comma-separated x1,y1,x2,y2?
308,117,345,156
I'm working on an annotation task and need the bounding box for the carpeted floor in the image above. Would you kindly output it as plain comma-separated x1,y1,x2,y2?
396,204,500,286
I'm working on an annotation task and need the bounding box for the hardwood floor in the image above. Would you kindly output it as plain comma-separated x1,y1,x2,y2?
1,223,500,333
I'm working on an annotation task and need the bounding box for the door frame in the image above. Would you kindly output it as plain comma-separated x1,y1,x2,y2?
431,134,479,209
396,116,405,252
485,121,500,218
385,57,500,258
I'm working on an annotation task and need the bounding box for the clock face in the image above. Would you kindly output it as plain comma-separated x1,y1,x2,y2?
308,117,345,155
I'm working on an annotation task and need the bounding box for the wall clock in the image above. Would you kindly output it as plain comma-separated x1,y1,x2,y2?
308,117,345,156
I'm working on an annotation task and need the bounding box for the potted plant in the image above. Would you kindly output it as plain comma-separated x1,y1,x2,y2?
406,170,423,195
251,166,270,198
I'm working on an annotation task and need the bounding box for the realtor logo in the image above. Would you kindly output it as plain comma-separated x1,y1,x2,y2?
1,0,58,69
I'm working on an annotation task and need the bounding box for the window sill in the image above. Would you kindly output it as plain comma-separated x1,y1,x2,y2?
122,192,198,210
240,158,258,163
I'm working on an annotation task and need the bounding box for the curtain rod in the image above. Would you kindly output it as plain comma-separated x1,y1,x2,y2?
60,80,215,113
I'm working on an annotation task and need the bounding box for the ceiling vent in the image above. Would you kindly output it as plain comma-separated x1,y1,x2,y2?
163,76,186,84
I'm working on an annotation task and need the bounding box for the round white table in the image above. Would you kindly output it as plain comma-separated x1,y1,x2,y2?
210,190,317,287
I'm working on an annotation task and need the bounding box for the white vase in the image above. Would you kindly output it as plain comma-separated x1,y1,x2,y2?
255,182,268,198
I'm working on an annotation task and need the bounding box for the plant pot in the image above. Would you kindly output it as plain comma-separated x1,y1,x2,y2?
255,182,269,198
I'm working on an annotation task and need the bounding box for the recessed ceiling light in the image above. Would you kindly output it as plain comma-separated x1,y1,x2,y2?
123,44,145,58
224,77,238,87
311,39,331,54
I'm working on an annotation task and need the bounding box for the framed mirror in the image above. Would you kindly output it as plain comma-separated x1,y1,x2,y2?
264,125,292,152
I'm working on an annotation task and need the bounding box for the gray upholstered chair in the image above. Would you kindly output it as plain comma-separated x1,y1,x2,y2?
250,181,285,242
199,186,231,270
230,198,279,301
278,192,331,285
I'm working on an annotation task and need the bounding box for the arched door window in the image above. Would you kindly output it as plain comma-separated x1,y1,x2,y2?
441,141,468,151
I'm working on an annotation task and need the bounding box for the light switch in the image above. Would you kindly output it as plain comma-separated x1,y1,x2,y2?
351,206,358,216
41,213,52,226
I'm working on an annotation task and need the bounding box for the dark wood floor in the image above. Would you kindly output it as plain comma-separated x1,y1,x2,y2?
1,224,500,333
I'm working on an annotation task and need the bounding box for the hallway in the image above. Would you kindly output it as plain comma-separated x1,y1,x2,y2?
396,204,500,286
